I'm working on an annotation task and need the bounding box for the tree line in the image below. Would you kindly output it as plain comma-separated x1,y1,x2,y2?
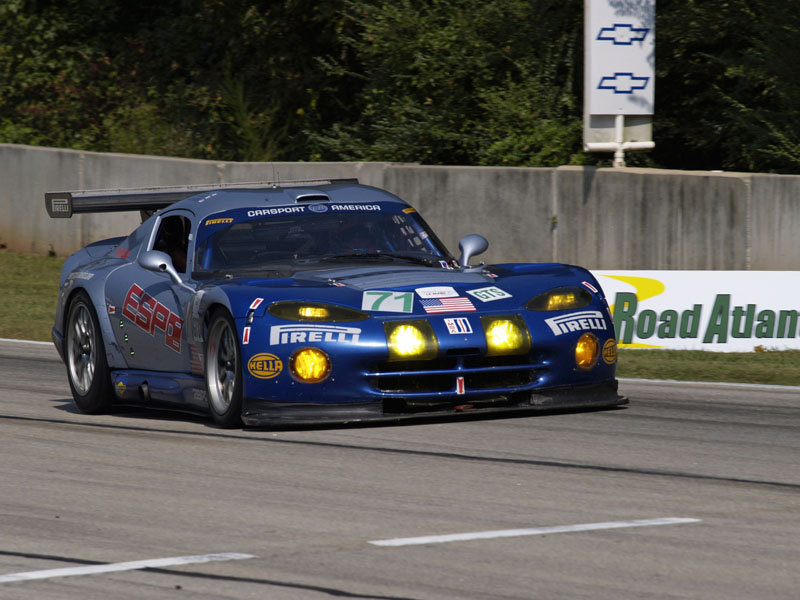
1,0,798,173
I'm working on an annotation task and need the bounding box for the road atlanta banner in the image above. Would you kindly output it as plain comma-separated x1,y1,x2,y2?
591,271,800,352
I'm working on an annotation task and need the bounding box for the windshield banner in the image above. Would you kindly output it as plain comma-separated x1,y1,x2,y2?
591,271,800,352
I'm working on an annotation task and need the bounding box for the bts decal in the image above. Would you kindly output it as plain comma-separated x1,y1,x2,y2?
466,286,512,302
121,283,183,352
544,310,607,336
270,324,361,345
444,317,473,334
362,291,414,313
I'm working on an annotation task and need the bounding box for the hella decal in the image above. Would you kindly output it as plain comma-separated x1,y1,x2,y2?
603,338,618,364
270,324,361,345
544,310,607,336
247,353,283,379
122,283,184,352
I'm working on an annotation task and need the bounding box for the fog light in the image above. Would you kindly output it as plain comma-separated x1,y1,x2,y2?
481,315,531,356
290,347,331,383
385,320,438,361
575,333,599,370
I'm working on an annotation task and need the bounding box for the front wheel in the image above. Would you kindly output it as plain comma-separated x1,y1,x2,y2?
205,309,243,428
65,291,113,413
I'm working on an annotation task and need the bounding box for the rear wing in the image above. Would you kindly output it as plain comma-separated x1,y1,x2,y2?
45,178,359,218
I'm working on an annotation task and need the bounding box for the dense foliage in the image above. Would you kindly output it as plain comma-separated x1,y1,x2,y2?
1,0,798,172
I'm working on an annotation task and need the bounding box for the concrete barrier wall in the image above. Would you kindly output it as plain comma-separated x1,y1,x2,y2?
2,143,799,269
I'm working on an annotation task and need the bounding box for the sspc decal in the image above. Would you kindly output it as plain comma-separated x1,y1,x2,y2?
362,291,414,313
270,324,361,345
122,283,184,352
466,286,511,302
445,317,472,334
544,310,607,336
247,353,283,379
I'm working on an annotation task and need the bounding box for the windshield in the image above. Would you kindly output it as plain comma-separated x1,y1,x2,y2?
194,202,453,273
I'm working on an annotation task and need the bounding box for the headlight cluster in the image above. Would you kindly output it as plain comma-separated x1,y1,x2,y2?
526,286,592,312
384,315,531,362
269,301,369,322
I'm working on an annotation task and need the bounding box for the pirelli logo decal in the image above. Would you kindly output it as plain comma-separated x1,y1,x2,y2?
269,324,361,345
544,310,607,336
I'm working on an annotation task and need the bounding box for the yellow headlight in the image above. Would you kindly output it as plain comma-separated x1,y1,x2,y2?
575,333,599,370
384,321,438,361
298,305,329,319
290,347,331,383
482,315,531,356
546,293,577,311
526,286,593,311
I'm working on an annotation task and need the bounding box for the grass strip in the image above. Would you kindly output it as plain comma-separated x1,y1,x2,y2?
2,250,798,387
617,349,800,387
0,250,65,342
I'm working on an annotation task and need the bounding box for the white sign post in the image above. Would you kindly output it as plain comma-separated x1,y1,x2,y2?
584,0,655,166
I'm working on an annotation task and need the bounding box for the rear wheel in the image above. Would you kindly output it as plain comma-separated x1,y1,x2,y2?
65,291,113,413
205,309,243,428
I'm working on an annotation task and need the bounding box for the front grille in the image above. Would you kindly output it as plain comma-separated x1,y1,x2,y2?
368,354,541,395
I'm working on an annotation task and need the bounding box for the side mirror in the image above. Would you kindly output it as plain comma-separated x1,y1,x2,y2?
139,250,184,286
457,234,489,268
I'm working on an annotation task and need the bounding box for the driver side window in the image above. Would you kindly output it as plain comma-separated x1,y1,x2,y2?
154,215,190,273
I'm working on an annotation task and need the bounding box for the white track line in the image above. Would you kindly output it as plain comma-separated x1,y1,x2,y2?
0,337,51,346
369,517,701,547
0,552,256,583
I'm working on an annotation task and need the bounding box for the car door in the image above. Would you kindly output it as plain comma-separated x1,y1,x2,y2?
105,210,196,373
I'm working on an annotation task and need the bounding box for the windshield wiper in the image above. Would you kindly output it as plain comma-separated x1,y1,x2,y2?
316,252,437,266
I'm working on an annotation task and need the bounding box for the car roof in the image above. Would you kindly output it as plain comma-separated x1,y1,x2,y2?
45,179,408,220
169,182,407,220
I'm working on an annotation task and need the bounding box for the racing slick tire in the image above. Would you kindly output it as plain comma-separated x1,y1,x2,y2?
205,308,244,428
65,290,114,414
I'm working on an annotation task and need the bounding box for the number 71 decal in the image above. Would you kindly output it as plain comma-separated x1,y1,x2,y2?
361,291,414,313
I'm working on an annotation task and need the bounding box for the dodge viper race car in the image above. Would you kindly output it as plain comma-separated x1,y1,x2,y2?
46,179,625,427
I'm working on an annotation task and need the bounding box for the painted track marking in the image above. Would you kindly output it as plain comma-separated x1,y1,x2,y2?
369,517,701,547
0,552,256,583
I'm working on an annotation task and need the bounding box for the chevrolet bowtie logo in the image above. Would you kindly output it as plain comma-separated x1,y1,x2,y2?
598,73,649,94
597,23,649,45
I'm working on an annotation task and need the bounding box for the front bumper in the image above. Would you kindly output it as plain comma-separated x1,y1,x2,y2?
241,380,627,427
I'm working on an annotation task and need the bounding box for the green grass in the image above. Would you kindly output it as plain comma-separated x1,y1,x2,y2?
0,250,65,342
1,250,798,386
617,349,800,386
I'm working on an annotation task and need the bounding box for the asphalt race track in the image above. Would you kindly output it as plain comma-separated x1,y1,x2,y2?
1,339,799,599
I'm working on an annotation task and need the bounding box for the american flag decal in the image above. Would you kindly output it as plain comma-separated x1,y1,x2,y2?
420,297,476,313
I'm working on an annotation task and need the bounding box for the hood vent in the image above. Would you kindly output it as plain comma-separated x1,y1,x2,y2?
295,193,330,203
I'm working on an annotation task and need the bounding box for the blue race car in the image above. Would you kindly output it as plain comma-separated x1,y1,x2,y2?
46,179,625,427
